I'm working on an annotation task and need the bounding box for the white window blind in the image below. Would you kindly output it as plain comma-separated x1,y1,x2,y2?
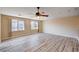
12,19,18,31
12,19,25,32
31,21,38,30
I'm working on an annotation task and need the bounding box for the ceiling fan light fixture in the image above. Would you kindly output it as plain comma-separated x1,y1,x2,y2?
36,16,46,20
37,16,40,19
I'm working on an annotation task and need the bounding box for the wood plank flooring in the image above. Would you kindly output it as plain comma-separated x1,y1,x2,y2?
0,33,79,52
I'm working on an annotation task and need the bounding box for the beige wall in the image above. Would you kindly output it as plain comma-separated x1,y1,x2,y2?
0,14,1,42
38,21,43,33
43,16,79,39
1,15,11,40
1,14,43,41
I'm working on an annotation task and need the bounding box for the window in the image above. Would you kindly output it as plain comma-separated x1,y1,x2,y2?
12,19,18,31
31,21,38,30
12,19,25,32
18,21,24,31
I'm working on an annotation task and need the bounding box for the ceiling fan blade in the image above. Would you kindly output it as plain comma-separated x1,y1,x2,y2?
41,15,48,17
36,12,48,17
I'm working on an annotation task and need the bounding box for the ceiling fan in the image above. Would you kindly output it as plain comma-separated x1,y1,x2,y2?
35,7,48,17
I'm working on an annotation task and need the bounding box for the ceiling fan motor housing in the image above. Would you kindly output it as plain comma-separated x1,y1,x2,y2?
36,12,40,16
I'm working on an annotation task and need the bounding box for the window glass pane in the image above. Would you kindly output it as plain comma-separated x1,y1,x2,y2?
35,22,38,29
31,21,35,29
31,21,38,30
12,19,18,31
18,20,25,30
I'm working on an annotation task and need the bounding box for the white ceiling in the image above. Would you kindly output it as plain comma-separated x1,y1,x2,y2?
0,7,79,20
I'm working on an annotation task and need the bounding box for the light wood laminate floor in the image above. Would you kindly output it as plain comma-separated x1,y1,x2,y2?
0,33,79,52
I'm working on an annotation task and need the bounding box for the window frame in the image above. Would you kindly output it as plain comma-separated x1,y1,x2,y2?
11,19,25,32
11,19,18,32
31,20,39,30
18,20,25,31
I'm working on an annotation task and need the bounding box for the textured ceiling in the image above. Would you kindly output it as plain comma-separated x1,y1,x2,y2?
0,7,79,20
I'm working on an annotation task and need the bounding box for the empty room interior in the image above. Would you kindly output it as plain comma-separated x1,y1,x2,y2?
0,7,79,52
